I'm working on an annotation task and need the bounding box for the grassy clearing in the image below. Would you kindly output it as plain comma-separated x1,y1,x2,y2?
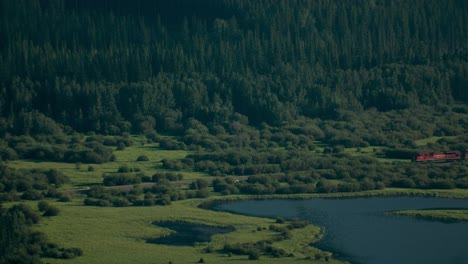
111,142,207,179
413,136,457,147
388,209,468,221
28,198,343,264
343,146,384,155
6,140,209,189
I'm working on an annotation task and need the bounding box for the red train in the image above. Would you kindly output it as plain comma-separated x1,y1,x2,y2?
412,150,467,163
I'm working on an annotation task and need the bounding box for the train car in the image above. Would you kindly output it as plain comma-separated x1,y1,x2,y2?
412,150,465,163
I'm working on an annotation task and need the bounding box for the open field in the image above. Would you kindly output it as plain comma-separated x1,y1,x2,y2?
28,199,343,264
6,139,209,189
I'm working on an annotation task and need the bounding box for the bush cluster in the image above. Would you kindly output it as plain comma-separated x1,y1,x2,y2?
0,165,69,202
0,204,82,263
83,174,208,207
1,135,115,164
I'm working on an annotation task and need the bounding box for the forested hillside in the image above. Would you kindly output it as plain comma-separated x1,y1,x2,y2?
0,0,467,134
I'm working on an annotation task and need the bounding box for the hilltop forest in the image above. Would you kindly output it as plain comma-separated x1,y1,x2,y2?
0,0,467,135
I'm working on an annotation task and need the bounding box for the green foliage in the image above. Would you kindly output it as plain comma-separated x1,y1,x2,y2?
0,1,467,133
37,201,50,212
136,155,149,162
0,165,70,202
42,206,60,217
0,204,80,263
3,135,115,164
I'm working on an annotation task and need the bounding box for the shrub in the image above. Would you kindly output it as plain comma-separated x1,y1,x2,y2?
42,205,60,217
204,246,214,253
136,155,149,162
143,198,155,206
116,143,126,150
391,178,416,188
58,247,83,259
112,198,130,207
21,190,44,200
103,173,142,186
248,251,260,260
45,188,63,198
275,217,285,224
429,179,455,189
117,165,131,173
288,220,309,229
38,201,50,212
58,196,71,202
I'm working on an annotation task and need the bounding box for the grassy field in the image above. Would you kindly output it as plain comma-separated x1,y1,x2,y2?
30,198,343,264
27,187,468,264
7,139,208,189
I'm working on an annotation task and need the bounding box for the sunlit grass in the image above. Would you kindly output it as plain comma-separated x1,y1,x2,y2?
29,199,342,264
414,136,457,147
31,187,468,264
6,140,210,188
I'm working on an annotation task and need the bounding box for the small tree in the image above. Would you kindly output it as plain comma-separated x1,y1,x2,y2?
275,217,285,224
116,143,126,150
136,155,149,162
43,205,60,217
38,201,50,212
248,251,260,260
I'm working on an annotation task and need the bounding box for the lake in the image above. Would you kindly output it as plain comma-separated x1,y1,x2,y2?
213,197,468,264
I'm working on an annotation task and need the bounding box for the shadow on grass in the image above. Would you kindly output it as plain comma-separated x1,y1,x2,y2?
148,221,234,246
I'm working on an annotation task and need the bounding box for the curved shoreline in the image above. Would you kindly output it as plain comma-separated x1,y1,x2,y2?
199,189,468,264
207,194,468,264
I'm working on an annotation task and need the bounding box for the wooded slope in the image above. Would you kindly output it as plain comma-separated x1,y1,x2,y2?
0,0,466,134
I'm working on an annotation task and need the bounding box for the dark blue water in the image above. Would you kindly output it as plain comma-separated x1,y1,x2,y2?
213,197,468,264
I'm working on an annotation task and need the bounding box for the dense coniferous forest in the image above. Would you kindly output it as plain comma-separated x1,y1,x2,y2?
0,0,466,134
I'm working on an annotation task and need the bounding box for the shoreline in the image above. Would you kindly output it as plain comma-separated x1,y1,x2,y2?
198,188,468,209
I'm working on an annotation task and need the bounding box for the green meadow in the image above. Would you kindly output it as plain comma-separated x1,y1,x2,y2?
31,198,341,264
7,139,206,189
5,141,345,263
